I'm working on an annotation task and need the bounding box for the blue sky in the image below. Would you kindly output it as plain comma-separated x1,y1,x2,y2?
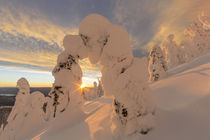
0,0,209,87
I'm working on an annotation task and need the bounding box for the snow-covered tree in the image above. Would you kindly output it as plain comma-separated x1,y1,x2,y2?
148,45,168,81
162,34,178,68
97,79,104,97
79,14,155,139
82,80,104,100
180,38,196,61
7,78,30,123
184,11,210,57
49,35,87,118
161,34,186,69
176,45,186,64
199,10,210,29
0,78,50,140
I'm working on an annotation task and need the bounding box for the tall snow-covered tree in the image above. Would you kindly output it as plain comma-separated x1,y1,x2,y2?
180,38,196,61
176,45,186,64
79,14,155,139
49,35,87,118
148,45,167,81
161,34,185,69
97,79,104,97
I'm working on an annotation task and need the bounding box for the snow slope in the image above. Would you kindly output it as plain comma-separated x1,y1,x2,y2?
153,53,210,110
9,53,210,140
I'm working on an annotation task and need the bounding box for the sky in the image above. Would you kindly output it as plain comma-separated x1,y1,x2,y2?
0,0,209,87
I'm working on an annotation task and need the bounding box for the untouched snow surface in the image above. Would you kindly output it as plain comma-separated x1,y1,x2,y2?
28,53,210,140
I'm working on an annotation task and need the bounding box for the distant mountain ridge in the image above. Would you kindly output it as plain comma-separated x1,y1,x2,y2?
0,87,51,96
0,87,51,106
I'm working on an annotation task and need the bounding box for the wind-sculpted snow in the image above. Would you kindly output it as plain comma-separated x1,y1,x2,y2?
80,14,155,139
50,35,88,118
79,14,111,64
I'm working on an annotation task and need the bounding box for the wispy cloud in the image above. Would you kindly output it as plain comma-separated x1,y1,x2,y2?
0,4,99,76
0,60,52,73
0,30,62,68
0,6,78,46
113,0,210,51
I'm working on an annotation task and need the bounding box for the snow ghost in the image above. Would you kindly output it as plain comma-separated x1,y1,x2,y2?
79,14,111,64
79,14,155,139
148,45,168,81
7,78,30,124
16,78,30,94
0,78,49,140
49,35,88,118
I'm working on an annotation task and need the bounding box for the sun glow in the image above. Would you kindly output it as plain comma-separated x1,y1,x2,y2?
80,84,86,89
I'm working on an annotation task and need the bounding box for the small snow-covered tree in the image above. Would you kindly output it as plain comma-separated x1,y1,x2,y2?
7,78,30,123
148,45,167,81
82,80,104,100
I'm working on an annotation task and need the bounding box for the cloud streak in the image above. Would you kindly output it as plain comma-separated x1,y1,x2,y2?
0,4,100,78
112,0,210,52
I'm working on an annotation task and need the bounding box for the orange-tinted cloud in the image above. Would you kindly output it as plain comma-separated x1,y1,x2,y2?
0,5,99,74
113,0,210,52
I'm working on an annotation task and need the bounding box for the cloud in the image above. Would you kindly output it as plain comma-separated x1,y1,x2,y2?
0,30,62,68
148,0,210,48
0,5,74,69
0,4,100,76
112,0,210,52
0,5,78,46
112,0,169,50
0,60,52,73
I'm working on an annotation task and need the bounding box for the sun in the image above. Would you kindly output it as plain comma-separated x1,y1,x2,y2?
80,84,86,89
